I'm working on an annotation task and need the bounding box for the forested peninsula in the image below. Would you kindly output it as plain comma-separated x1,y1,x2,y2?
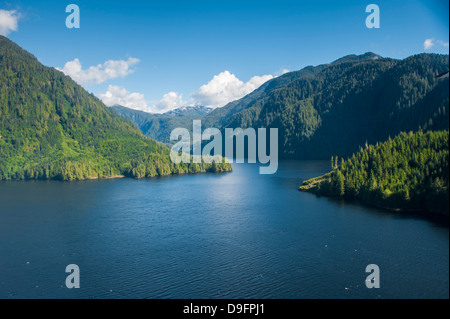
300,130,449,216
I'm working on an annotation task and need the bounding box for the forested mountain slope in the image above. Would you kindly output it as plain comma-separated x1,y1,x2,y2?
0,36,230,181
203,52,449,159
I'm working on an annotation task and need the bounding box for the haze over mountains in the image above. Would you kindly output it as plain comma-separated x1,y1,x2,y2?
165,105,213,117
113,52,449,159
111,105,212,145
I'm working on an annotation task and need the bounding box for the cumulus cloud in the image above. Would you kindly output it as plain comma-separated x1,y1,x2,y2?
0,9,20,36
424,39,435,50
99,69,284,113
58,57,140,85
424,39,449,51
99,85,149,111
154,92,186,113
99,85,186,114
191,71,274,108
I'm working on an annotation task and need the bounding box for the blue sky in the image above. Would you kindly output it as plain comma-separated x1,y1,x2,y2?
1,0,449,113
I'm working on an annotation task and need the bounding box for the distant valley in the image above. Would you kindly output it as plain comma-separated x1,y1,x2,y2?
111,105,212,146
113,52,449,160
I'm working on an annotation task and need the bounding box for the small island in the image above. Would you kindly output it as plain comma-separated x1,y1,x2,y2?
300,130,449,217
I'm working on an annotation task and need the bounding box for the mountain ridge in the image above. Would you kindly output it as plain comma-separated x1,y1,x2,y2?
111,104,213,146
0,35,231,180
164,105,212,117
114,51,448,161
204,52,449,159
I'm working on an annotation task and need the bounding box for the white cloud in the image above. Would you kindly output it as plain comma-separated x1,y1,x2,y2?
424,39,435,50
99,86,186,114
154,92,186,113
99,70,282,113
276,68,290,76
0,9,20,36
424,39,449,51
191,70,274,108
437,40,449,49
58,57,140,85
100,85,149,111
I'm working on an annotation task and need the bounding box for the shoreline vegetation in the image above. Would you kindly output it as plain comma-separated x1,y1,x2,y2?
0,157,233,182
299,130,449,219
0,156,233,182
87,175,125,180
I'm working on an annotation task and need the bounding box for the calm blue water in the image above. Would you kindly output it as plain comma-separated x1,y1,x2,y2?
0,161,448,299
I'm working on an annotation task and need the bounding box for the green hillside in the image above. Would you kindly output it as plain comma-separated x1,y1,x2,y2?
0,36,231,181
300,130,449,216
203,52,449,159
111,53,449,164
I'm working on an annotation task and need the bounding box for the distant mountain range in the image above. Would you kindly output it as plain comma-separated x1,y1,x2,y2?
164,105,213,117
0,36,230,181
114,52,449,159
1,33,447,181
111,105,213,145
